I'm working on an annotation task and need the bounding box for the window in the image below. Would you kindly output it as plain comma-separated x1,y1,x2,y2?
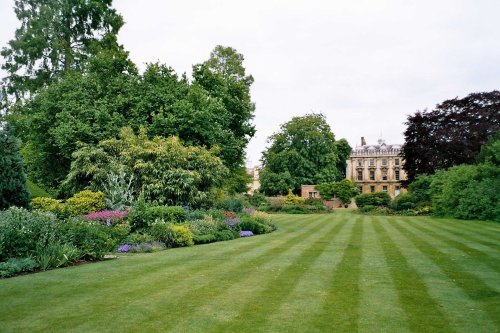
369,159,375,166
382,186,388,192
308,191,318,198
382,170,387,181
357,159,363,167
370,186,375,193
369,170,375,180
382,159,387,166
358,186,363,194
395,158,400,166
357,170,363,181
395,170,400,181
395,186,401,196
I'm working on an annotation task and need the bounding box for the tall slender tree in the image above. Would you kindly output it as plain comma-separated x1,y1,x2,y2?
1,0,124,100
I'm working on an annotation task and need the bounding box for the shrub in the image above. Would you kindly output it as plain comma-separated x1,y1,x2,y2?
57,219,115,260
247,192,267,208
215,195,244,213
304,198,324,208
390,193,417,211
186,216,221,236
250,211,272,222
124,233,155,245
238,217,272,234
148,221,193,248
66,190,105,216
359,205,376,213
214,230,239,241
144,206,187,225
0,257,38,278
31,197,65,215
193,233,217,244
127,194,149,232
186,209,207,221
355,192,391,208
0,207,59,261
284,189,305,205
280,205,310,214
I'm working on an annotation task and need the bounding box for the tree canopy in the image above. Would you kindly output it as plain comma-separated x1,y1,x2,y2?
7,46,255,195
259,113,351,195
402,91,500,184
1,0,124,100
315,179,358,205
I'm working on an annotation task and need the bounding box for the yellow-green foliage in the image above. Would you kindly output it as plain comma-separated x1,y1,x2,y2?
284,189,305,206
149,221,194,248
251,211,272,223
167,225,194,248
66,190,105,216
31,197,64,214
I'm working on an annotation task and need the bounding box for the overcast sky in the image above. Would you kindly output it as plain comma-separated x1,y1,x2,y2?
1,0,499,166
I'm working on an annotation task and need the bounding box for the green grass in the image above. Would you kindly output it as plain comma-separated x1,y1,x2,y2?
27,180,52,198
1,211,499,332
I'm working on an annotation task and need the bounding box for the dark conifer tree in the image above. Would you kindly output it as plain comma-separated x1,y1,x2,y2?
0,125,30,209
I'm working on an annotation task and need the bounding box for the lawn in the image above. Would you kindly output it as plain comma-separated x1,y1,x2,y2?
0,211,499,332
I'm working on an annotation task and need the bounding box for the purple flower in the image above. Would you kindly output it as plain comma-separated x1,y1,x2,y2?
240,230,254,237
117,244,133,253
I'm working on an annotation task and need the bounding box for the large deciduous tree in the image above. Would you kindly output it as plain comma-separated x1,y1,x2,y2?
259,113,351,196
0,125,30,209
402,91,500,184
192,46,256,171
10,50,137,191
1,0,123,100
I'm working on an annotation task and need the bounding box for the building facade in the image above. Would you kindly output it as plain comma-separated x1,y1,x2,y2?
346,137,407,197
247,166,261,194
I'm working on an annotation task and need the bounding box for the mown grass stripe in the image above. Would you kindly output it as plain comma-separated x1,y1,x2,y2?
397,218,500,273
382,219,499,333
358,217,410,333
390,221,500,329
0,215,330,332
121,214,338,332
250,212,357,333
425,221,500,252
434,218,500,242
308,216,364,332
202,216,351,333
372,219,455,333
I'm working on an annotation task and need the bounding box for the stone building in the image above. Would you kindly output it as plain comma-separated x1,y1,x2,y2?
346,137,407,197
246,166,261,194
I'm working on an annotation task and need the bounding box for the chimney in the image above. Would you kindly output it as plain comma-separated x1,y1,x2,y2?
361,137,366,146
